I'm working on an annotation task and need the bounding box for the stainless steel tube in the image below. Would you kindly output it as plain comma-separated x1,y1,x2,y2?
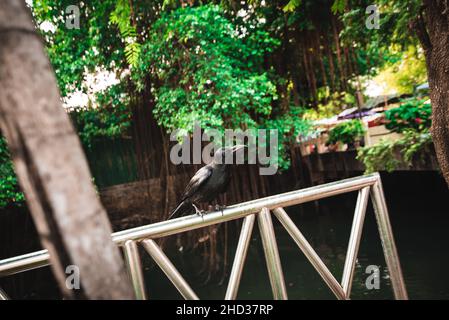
0,250,49,277
341,187,370,298
370,177,408,300
258,208,288,300
123,240,148,300
141,239,199,300
112,174,378,243
225,214,255,300
273,207,346,300
0,288,9,300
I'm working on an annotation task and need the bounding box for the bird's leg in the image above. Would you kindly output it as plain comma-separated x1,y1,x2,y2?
192,203,204,218
215,204,226,216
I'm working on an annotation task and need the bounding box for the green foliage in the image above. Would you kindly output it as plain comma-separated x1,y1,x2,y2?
0,137,24,209
375,0,422,47
283,0,302,12
265,105,312,169
357,137,399,173
338,1,423,83
340,1,422,49
357,129,433,173
134,5,280,133
385,98,431,133
70,84,132,147
110,0,141,67
32,0,128,97
31,2,315,173
30,0,430,180
304,90,355,120
327,119,366,145
284,0,345,14
331,0,347,14
371,47,427,95
131,4,314,170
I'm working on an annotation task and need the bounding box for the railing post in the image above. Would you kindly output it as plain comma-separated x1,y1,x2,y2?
225,214,255,300
123,240,148,300
142,239,199,300
0,288,9,300
258,208,288,300
370,174,408,300
341,187,370,298
273,207,346,300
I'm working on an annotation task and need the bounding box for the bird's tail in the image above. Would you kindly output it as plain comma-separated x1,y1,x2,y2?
167,201,190,220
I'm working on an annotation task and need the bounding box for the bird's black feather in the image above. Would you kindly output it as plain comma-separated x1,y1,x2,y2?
181,165,213,202
167,146,243,220
168,166,213,219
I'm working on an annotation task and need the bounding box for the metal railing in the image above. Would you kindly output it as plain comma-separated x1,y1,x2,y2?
0,173,408,300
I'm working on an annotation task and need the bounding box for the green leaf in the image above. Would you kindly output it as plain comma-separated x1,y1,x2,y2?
283,0,301,13
331,0,347,14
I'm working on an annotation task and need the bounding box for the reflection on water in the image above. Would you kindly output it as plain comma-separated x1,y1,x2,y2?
143,172,449,300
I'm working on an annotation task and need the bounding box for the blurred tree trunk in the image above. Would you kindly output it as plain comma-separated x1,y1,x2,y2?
332,15,345,91
0,0,134,299
412,0,449,186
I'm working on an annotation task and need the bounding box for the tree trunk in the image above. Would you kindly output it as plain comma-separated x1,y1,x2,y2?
314,29,328,90
332,15,345,90
325,33,336,91
412,0,449,186
0,1,134,299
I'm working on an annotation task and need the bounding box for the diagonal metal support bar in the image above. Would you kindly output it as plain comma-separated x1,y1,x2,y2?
0,287,9,300
225,214,256,300
141,239,199,300
273,207,346,300
258,208,288,300
341,186,370,298
370,179,408,300
123,240,148,300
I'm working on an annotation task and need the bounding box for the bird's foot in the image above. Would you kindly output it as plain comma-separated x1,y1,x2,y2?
215,204,226,216
196,211,206,219
192,203,205,219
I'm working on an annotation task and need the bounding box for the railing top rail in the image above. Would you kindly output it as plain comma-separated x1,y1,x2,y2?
112,173,379,243
0,173,379,277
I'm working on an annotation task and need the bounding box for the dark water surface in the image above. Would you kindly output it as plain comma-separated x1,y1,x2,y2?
1,172,448,299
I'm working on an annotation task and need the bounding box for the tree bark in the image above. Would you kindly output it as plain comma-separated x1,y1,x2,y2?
0,1,134,299
332,15,345,90
324,32,336,91
314,29,328,89
412,0,449,186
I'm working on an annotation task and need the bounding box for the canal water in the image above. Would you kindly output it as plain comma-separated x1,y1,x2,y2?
1,172,448,299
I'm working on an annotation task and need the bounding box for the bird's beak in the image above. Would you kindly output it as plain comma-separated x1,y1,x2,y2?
231,145,246,153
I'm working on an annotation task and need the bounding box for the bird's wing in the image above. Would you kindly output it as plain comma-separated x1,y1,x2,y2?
182,165,213,201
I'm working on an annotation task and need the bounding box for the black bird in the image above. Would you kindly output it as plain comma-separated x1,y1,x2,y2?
168,145,245,219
